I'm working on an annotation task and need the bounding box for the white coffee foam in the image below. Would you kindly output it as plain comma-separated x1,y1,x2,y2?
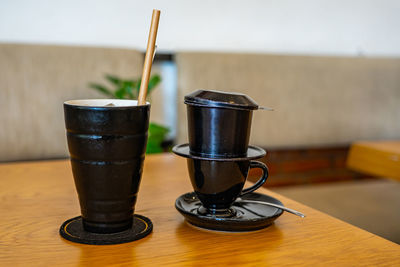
64,99,149,107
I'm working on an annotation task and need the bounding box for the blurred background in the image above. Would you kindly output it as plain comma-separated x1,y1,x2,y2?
0,0,399,243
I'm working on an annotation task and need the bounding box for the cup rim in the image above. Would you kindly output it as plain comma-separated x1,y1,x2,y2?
172,143,266,161
64,99,150,108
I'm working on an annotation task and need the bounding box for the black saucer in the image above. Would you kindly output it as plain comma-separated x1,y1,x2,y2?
172,144,266,161
175,192,283,232
59,214,152,245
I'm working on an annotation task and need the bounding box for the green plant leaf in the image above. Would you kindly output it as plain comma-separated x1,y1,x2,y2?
122,81,134,99
149,122,169,136
147,75,161,95
146,140,164,153
105,74,122,86
122,80,135,87
114,86,126,99
146,122,170,154
133,75,161,99
88,83,114,97
135,78,141,97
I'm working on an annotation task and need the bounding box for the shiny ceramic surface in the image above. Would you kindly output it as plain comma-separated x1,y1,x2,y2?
185,89,259,158
186,158,269,213
175,192,284,231
184,89,259,110
172,143,266,161
64,100,150,233
186,104,252,157
172,143,269,216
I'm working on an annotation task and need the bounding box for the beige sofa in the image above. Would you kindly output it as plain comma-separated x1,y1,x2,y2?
176,53,400,147
0,44,143,161
2,46,399,162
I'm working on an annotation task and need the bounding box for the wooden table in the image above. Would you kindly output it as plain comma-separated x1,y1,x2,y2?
1,154,399,266
347,141,400,181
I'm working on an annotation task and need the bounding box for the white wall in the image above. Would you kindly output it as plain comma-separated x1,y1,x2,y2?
1,0,400,56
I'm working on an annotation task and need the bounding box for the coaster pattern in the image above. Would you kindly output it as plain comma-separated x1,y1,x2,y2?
59,214,152,245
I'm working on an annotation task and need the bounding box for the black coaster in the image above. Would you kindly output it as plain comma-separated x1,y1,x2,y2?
59,214,152,245
176,192,283,232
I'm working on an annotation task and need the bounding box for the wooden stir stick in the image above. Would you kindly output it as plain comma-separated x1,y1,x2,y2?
138,9,161,105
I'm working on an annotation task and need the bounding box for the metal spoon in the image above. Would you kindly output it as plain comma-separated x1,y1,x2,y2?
236,198,306,218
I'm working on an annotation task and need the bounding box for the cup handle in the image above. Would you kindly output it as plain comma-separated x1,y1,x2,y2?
239,161,269,196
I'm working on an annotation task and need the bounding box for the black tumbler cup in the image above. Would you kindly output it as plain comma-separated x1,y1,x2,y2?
64,99,150,234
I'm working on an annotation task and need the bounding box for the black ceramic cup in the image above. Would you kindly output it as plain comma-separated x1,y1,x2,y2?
186,158,269,217
64,99,150,234
184,90,259,158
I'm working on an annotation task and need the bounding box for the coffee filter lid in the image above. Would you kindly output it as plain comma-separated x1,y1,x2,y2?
184,89,259,110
